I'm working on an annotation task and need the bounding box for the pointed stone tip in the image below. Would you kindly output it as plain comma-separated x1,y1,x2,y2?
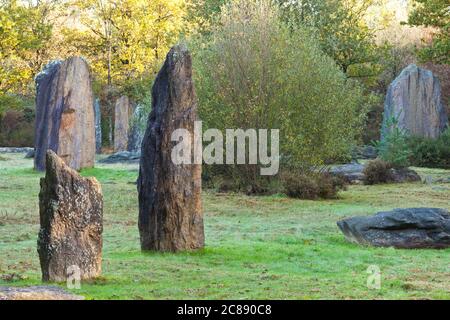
171,43,188,53
400,63,434,78
35,60,62,84
67,56,88,65
167,43,191,64
45,150,58,164
45,150,60,172
405,63,418,70
397,64,418,77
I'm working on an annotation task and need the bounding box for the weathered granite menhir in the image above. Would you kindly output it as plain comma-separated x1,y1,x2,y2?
34,57,95,171
382,64,448,140
94,98,102,154
128,104,146,153
38,151,103,282
138,44,204,252
114,95,131,152
337,208,450,249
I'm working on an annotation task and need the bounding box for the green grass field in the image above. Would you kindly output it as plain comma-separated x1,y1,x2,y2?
0,153,449,299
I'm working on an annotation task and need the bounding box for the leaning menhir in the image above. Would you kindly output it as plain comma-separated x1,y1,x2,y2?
137,44,204,252
34,57,95,171
38,150,103,282
382,64,448,139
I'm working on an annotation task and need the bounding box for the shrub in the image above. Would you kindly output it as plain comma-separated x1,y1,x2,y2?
317,173,348,198
192,0,367,191
407,129,450,169
0,94,33,116
363,159,393,185
282,171,347,200
216,178,236,193
202,164,278,195
283,173,319,199
0,108,34,147
375,116,412,168
376,117,450,169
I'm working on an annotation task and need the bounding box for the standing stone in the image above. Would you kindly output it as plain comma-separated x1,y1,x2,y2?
382,64,448,139
38,150,103,282
34,57,95,171
94,98,102,154
114,96,130,152
138,44,204,252
127,104,146,153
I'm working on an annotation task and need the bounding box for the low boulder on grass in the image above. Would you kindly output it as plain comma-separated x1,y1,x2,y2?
337,208,450,249
0,286,84,300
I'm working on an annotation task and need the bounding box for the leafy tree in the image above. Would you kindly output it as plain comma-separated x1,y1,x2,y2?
192,0,368,188
64,0,190,92
0,0,55,96
278,0,381,78
186,0,229,34
62,0,192,147
408,0,450,64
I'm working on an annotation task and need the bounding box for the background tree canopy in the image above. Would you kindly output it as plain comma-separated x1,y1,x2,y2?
0,0,448,151
407,0,449,64
192,0,368,170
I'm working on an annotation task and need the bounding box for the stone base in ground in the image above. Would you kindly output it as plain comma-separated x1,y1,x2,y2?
99,151,141,164
0,286,84,300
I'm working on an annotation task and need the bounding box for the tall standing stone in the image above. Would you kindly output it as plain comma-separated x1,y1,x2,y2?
137,45,204,252
127,104,146,153
114,96,130,152
94,98,102,154
382,64,448,139
34,57,95,171
38,151,103,282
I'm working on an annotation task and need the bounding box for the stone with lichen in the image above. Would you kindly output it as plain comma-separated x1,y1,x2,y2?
38,150,103,282
34,57,95,171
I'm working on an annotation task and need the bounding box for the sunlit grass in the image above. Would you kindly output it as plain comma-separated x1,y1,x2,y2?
0,153,449,299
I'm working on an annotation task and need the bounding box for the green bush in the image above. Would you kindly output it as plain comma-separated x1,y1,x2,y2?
0,108,34,147
377,116,450,169
375,116,412,168
363,158,393,185
317,173,348,199
283,173,319,199
282,171,347,200
407,129,450,169
0,94,32,115
191,0,367,191
202,164,279,195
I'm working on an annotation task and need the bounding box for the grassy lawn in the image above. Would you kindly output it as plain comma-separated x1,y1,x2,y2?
0,153,449,300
